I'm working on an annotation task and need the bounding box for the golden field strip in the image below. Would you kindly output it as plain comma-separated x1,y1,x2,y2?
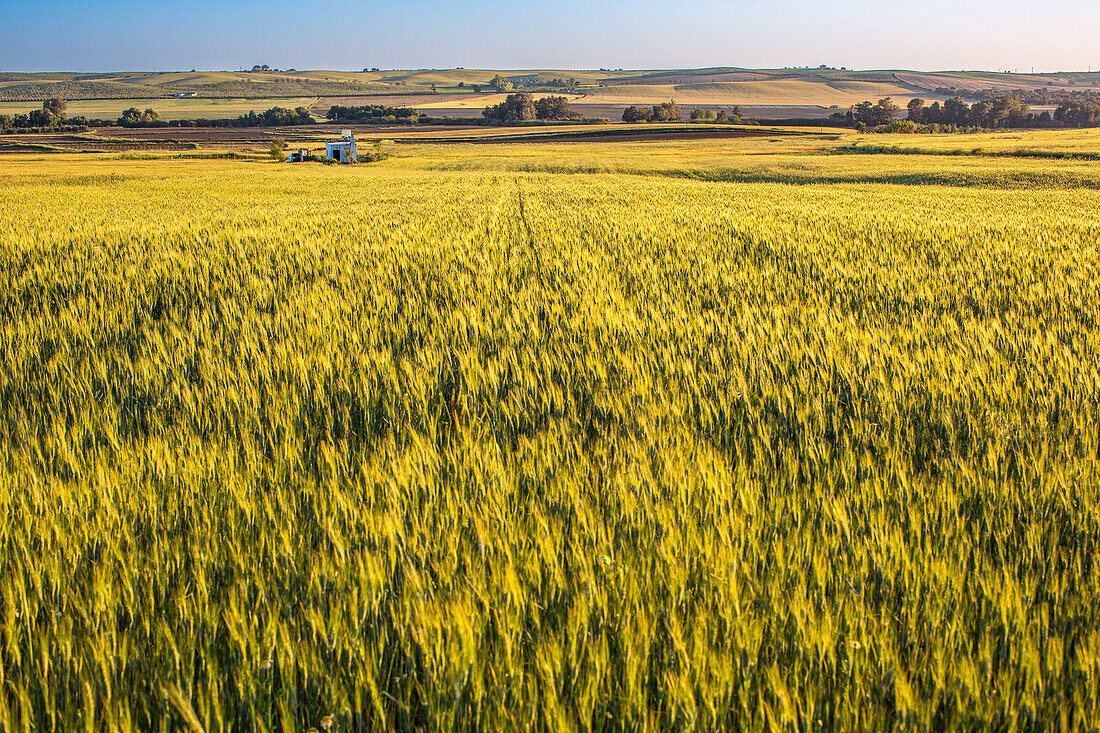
0,97,321,121
1,130,1100,730
407,80,928,110
5,67,1099,123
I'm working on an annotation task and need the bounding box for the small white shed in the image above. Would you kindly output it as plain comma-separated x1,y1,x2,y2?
326,130,357,163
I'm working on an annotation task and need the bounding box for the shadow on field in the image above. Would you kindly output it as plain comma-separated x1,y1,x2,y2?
644,168,1100,189
425,161,1100,189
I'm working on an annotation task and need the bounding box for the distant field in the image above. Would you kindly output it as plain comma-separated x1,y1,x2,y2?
894,72,1098,94
414,92,587,110
0,71,422,102
0,97,320,120
845,128,1100,156
581,80,927,106
5,68,1100,113
3,68,1100,129
349,79,935,120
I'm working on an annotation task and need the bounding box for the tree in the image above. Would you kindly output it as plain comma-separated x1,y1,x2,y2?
472,84,482,93
269,140,287,161
943,97,970,126
119,107,160,126
534,96,576,120
482,93,536,122
849,98,901,127
689,108,717,121
1055,101,1100,127
987,96,1029,127
651,100,681,122
907,98,925,123
327,105,418,124
28,108,58,127
622,105,652,123
850,101,875,126
43,98,66,120
259,106,314,126
870,98,900,126
490,74,513,92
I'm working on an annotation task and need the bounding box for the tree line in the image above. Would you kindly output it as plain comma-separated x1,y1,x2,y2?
0,98,88,132
487,75,579,93
622,102,744,124
326,105,423,124
906,96,1033,128
688,107,744,123
1051,101,1100,127
482,94,579,122
841,95,1100,131
115,106,316,128
0,99,322,131
621,101,683,122
973,87,1100,107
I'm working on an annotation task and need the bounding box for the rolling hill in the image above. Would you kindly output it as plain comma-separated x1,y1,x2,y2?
2,67,1098,121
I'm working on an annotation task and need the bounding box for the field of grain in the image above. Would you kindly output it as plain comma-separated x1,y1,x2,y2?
411,78,933,120
414,92,587,110
841,128,1100,157
895,71,1100,95
579,80,925,106
5,68,1099,114
0,96,321,121
2,132,1099,730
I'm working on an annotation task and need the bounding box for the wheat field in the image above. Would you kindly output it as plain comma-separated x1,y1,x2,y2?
2,139,1099,730
0,97,322,122
576,80,925,106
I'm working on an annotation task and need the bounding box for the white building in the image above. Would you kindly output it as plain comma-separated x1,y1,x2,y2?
326,130,357,163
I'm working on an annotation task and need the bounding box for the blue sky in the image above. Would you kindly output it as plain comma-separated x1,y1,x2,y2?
2,0,1098,72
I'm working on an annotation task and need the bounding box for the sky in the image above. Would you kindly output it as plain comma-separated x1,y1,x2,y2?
2,0,1098,73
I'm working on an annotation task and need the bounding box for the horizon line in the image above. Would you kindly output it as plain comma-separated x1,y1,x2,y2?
3,66,1097,75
